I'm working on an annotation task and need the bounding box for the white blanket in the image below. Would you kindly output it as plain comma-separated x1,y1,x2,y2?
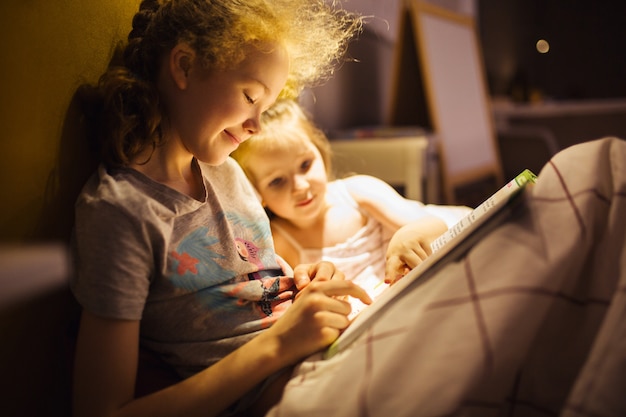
268,137,626,417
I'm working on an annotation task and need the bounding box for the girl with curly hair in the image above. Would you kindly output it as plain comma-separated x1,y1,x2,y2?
70,1,365,416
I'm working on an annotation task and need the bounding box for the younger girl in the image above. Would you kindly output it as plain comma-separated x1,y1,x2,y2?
232,99,469,296
70,1,369,417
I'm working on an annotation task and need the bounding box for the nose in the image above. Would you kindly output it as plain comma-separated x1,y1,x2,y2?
293,174,309,191
243,112,261,135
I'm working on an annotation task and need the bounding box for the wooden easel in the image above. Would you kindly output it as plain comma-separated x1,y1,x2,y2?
388,0,503,206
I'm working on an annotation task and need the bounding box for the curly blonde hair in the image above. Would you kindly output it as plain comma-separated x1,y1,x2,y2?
231,99,334,181
91,0,361,167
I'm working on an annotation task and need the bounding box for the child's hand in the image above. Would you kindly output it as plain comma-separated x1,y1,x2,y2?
266,261,371,363
384,217,448,284
385,232,429,284
383,224,435,285
292,261,353,303
292,261,344,291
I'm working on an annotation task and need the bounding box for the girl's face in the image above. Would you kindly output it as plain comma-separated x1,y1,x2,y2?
246,136,329,224
167,43,290,166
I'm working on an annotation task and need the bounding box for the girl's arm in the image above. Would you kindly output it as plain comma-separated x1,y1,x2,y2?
72,264,371,417
343,175,448,283
343,175,446,231
74,311,272,417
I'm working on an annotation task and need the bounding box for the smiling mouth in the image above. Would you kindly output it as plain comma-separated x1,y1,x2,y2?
224,130,242,145
296,196,314,207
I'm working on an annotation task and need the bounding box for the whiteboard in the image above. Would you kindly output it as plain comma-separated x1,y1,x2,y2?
409,1,503,203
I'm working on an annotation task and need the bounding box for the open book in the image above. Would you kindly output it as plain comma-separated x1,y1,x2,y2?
326,169,537,359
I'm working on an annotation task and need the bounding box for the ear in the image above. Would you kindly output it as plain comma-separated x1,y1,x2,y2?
169,43,195,90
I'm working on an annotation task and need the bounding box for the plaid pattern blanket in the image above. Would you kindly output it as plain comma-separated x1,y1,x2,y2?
267,136,626,417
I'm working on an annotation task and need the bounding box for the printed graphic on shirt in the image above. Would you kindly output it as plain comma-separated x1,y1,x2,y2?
168,210,295,321
169,227,232,290
225,210,278,269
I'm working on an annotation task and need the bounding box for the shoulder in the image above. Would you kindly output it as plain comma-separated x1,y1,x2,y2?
77,165,145,214
76,164,179,226
341,174,390,189
340,174,401,202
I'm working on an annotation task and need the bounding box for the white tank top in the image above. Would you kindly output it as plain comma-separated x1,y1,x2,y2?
271,180,389,300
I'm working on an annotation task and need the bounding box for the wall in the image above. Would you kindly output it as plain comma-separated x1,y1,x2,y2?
303,0,476,132
0,0,480,241
0,2,140,416
478,0,626,100
0,0,140,243
4,0,619,238
307,0,626,130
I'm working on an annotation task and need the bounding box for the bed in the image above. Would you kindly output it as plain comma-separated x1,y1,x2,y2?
267,136,626,417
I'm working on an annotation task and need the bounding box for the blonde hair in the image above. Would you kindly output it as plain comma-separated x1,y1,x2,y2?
89,0,361,167
231,99,334,182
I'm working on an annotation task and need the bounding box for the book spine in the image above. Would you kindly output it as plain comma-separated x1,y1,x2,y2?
430,169,537,253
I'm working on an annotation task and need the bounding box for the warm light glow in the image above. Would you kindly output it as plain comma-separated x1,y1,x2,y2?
536,39,550,53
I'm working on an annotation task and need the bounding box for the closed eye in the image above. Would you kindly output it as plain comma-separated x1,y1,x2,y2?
244,92,256,104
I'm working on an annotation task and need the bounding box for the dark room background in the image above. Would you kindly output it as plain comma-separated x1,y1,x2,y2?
479,0,626,101
304,0,626,132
